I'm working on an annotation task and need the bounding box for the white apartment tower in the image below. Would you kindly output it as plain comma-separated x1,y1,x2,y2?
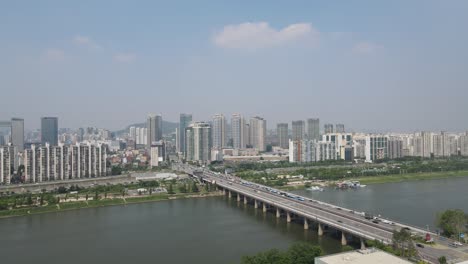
231,114,246,149
249,117,267,152
212,114,226,149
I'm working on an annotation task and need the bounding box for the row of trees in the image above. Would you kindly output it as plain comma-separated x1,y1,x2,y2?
233,157,468,184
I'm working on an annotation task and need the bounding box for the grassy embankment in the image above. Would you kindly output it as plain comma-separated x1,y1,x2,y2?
273,170,468,190
0,192,221,219
352,170,468,185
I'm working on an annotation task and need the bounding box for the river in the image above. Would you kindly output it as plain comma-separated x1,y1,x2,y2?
0,197,343,264
1,177,467,263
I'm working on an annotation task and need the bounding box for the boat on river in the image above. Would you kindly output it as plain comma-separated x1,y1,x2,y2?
306,186,324,192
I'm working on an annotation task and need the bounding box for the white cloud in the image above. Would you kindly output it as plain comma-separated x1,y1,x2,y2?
113,53,136,63
213,22,318,50
73,35,101,50
353,41,384,54
43,49,65,61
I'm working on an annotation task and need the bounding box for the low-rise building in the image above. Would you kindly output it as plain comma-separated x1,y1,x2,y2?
315,248,411,264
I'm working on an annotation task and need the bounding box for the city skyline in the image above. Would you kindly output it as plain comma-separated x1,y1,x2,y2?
1,1,468,131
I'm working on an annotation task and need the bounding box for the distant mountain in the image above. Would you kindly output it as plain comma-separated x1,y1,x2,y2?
114,120,179,136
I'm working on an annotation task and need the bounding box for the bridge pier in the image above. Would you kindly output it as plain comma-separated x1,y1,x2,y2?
341,232,347,246
360,238,366,250
222,189,226,195
286,212,291,223
276,208,280,218
262,203,267,213
318,223,324,236
254,199,258,209
244,196,248,204
237,194,241,202
304,218,309,230
228,190,232,198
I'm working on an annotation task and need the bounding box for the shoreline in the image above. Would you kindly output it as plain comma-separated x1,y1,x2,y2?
0,192,223,219
273,170,468,190
350,170,468,185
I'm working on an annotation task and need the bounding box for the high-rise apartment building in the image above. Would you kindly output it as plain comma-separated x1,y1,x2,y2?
277,123,289,149
388,137,403,159
324,123,334,134
289,140,337,163
421,131,432,158
41,117,58,146
231,114,245,149
365,135,388,162
212,114,226,149
307,118,320,141
23,142,107,183
0,145,16,184
179,114,192,153
335,124,345,133
249,117,267,151
185,122,212,162
292,120,305,141
129,126,136,140
460,132,468,156
11,118,24,152
147,114,162,148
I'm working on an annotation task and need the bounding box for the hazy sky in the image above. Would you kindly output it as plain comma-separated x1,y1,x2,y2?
1,1,467,132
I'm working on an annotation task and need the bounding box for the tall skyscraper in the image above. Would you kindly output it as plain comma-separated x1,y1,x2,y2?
292,120,305,141
212,114,226,149
185,122,212,162
249,117,267,151
10,118,24,152
231,113,245,149
179,113,192,153
277,123,289,149
324,123,334,134
307,118,320,141
41,117,58,146
336,124,345,133
147,114,162,148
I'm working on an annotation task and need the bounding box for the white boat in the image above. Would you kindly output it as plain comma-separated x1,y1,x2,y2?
306,186,324,192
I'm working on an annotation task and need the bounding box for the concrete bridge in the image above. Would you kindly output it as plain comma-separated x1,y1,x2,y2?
176,164,434,249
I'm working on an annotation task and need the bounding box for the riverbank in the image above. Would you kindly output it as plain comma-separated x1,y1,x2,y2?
0,192,223,219
271,170,468,190
351,170,468,185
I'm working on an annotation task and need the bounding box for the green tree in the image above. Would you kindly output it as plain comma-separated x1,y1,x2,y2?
438,256,447,264
392,229,415,257
94,191,99,201
437,209,467,237
0,201,9,210
111,166,122,175
191,182,199,193
167,184,175,194
241,249,289,264
26,194,33,205
240,242,321,264
287,242,322,264
85,194,89,201
179,184,187,193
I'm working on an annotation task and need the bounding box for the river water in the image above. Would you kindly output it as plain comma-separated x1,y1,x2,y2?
1,177,467,263
0,197,343,264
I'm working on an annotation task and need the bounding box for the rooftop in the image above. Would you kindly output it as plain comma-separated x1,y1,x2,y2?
315,248,411,264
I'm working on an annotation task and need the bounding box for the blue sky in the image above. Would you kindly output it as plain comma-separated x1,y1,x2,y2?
1,1,467,132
